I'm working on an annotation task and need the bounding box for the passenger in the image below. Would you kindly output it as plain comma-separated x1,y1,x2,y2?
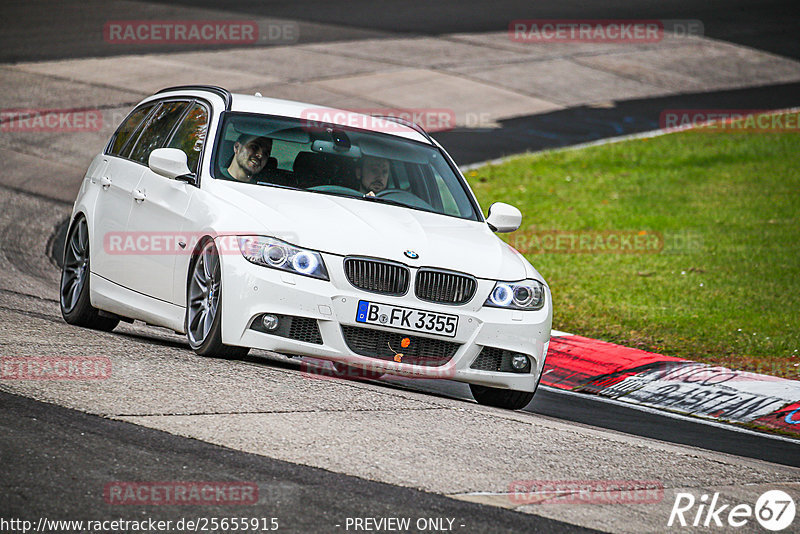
356,156,391,195
222,134,272,183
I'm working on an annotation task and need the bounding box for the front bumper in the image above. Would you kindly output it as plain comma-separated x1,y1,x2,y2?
219,247,552,392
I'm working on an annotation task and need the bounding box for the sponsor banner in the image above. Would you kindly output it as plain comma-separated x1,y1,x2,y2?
750,402,800,434
591,362,800,422
544,334,800,431
542,334,683,390
104,481,258,505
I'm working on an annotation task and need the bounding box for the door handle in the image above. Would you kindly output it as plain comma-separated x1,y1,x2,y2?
132,189,146,202
99,176,112,190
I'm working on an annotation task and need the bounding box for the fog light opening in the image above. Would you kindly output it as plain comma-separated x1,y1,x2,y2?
511,354,530,372
261,314,280,331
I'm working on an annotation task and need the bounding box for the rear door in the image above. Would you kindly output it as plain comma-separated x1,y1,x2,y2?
91,102,155,284
126,101,208,303
108,99,191,292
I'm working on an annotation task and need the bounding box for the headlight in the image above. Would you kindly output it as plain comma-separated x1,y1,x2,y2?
484,280,545,310
237,236,329,280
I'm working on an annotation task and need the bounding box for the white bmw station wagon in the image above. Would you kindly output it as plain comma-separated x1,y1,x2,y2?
61,85,552,409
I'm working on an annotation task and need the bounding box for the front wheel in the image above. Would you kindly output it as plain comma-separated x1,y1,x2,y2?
469,384,535,410
186,239,249,359
60,216,119,331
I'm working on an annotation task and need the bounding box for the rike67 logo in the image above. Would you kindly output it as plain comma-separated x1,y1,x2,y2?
668,490,795,531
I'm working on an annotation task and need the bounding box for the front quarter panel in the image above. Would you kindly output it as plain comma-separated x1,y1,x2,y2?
172,183,268,309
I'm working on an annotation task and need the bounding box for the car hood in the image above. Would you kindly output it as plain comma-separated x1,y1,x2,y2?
210,182,530,280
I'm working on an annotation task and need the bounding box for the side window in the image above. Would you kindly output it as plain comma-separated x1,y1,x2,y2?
108,103,155,156
166,103,209,174
129,101,190,165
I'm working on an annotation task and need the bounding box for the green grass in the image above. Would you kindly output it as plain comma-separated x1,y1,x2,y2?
466,116,800,379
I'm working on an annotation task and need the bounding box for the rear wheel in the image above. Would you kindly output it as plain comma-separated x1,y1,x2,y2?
186,239,249,359
469,384,535,410
59,216,119,331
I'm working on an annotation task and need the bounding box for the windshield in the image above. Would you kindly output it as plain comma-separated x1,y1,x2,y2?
211,112,480,221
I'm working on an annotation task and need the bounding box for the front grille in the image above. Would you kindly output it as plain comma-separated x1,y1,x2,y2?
341,325,459,367
470,346,531,373
250,314,323,344
415,268,477,305
344,257,410,295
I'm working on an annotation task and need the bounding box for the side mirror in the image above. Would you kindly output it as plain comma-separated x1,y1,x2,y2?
149,148,195,183
486,202,522,233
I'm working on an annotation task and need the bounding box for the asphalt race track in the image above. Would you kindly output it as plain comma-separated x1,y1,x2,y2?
1,1,799,532
2,0,798,61
1,390,593,533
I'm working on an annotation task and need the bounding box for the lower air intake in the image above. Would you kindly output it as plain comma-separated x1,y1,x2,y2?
341,325,459,367
470,346,531,373
250,314,323,344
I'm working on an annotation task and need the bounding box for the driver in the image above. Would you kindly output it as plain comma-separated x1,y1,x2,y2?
222,134,272,183
356,156,390,195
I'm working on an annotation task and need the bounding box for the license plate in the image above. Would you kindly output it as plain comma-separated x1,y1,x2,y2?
355,300,458,338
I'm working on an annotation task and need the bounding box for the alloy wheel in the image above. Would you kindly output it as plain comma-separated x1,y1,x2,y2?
187,241,221,347
60,218,90,313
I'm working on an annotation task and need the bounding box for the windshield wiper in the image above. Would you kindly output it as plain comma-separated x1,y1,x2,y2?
359,194,408,209
255,182,302,191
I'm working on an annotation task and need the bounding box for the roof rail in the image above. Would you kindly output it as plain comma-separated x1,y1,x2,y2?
371,114,434,144
156,85,232,110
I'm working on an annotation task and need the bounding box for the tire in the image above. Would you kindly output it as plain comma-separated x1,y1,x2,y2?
469,384,535,410
59,216,119,332
332,362,384,380
185,239,249,359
